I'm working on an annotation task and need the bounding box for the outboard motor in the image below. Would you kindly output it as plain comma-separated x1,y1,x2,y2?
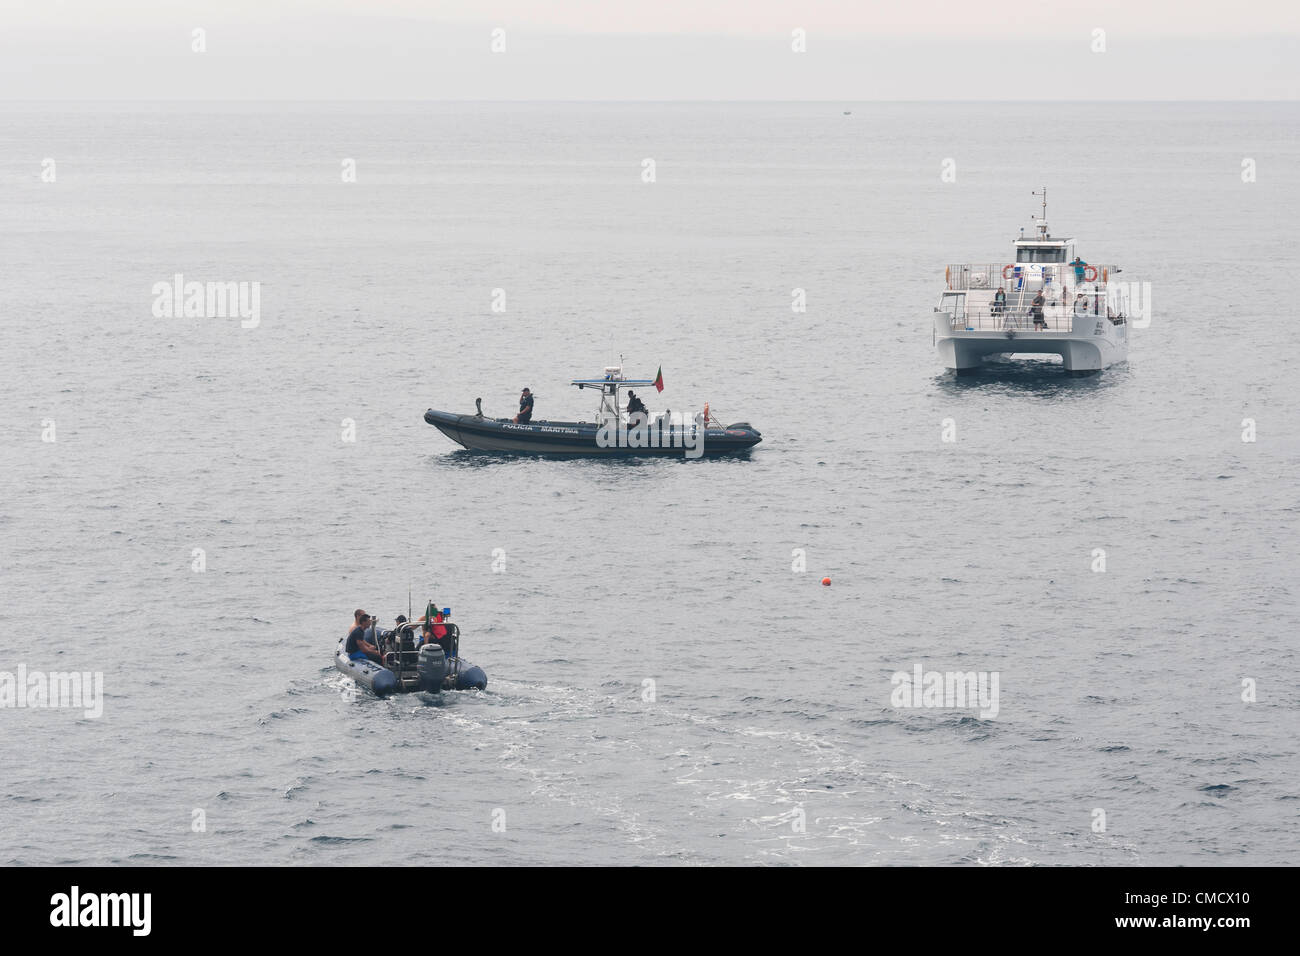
417,644,447,693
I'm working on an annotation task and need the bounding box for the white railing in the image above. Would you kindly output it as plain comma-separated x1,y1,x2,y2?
944,306,1077,333
945,263,1119,291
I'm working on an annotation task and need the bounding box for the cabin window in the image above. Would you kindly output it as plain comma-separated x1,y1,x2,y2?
1016,247,1066,263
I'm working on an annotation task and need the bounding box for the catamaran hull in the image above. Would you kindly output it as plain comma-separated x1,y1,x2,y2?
424,409,761,457
935,315,1129,373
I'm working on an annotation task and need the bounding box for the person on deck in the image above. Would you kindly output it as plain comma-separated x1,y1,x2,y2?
991,288,1007,316
346,610,382,663
1031,290,1047,330
419,609,455,661
1071,256,1088,283
625,390,648,422
513,387,534,424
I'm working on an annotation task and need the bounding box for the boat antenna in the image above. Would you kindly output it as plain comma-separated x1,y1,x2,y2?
1032,186,1048,238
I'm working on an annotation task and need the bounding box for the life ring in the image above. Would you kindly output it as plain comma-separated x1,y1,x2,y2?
1083,265,1098,281
1002,264,1016,279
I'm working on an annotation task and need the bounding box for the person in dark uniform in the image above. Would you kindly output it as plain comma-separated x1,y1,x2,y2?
1031,290,1047,330
513,387,534,424
625,390,647,422
346,610,381,662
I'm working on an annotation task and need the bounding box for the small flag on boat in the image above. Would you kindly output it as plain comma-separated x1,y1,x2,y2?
654,366,664,393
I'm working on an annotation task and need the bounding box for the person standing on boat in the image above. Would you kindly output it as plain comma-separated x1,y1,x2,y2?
625,390,648,422
1071,256,1088,283
346,610,382,663
1031,290,1047,330
513,387,534,424
991,287,1006,316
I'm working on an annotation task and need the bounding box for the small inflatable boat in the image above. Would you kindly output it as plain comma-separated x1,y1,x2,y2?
335,616,487,697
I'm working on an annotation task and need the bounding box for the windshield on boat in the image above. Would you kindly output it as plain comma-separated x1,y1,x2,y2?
1016,246,1067,263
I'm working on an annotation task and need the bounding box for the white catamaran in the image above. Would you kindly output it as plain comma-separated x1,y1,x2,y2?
934,189,1130,374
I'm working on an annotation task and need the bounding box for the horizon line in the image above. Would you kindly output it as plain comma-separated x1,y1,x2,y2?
3,97,1297,104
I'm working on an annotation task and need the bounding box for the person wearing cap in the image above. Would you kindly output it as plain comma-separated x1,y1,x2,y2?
513,387,534,424
345,609,382,662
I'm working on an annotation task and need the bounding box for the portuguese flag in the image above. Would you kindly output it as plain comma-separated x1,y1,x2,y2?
654,366,664,393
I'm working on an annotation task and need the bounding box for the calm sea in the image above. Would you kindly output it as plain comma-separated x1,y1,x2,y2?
1,102,1297,864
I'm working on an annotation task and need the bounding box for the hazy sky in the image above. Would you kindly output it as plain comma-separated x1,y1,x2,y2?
2,1,1296,99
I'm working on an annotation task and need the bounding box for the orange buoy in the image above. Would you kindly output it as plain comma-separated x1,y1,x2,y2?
821,577,831,587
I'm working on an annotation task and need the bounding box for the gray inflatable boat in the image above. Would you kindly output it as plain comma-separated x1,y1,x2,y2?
335,620,487,697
